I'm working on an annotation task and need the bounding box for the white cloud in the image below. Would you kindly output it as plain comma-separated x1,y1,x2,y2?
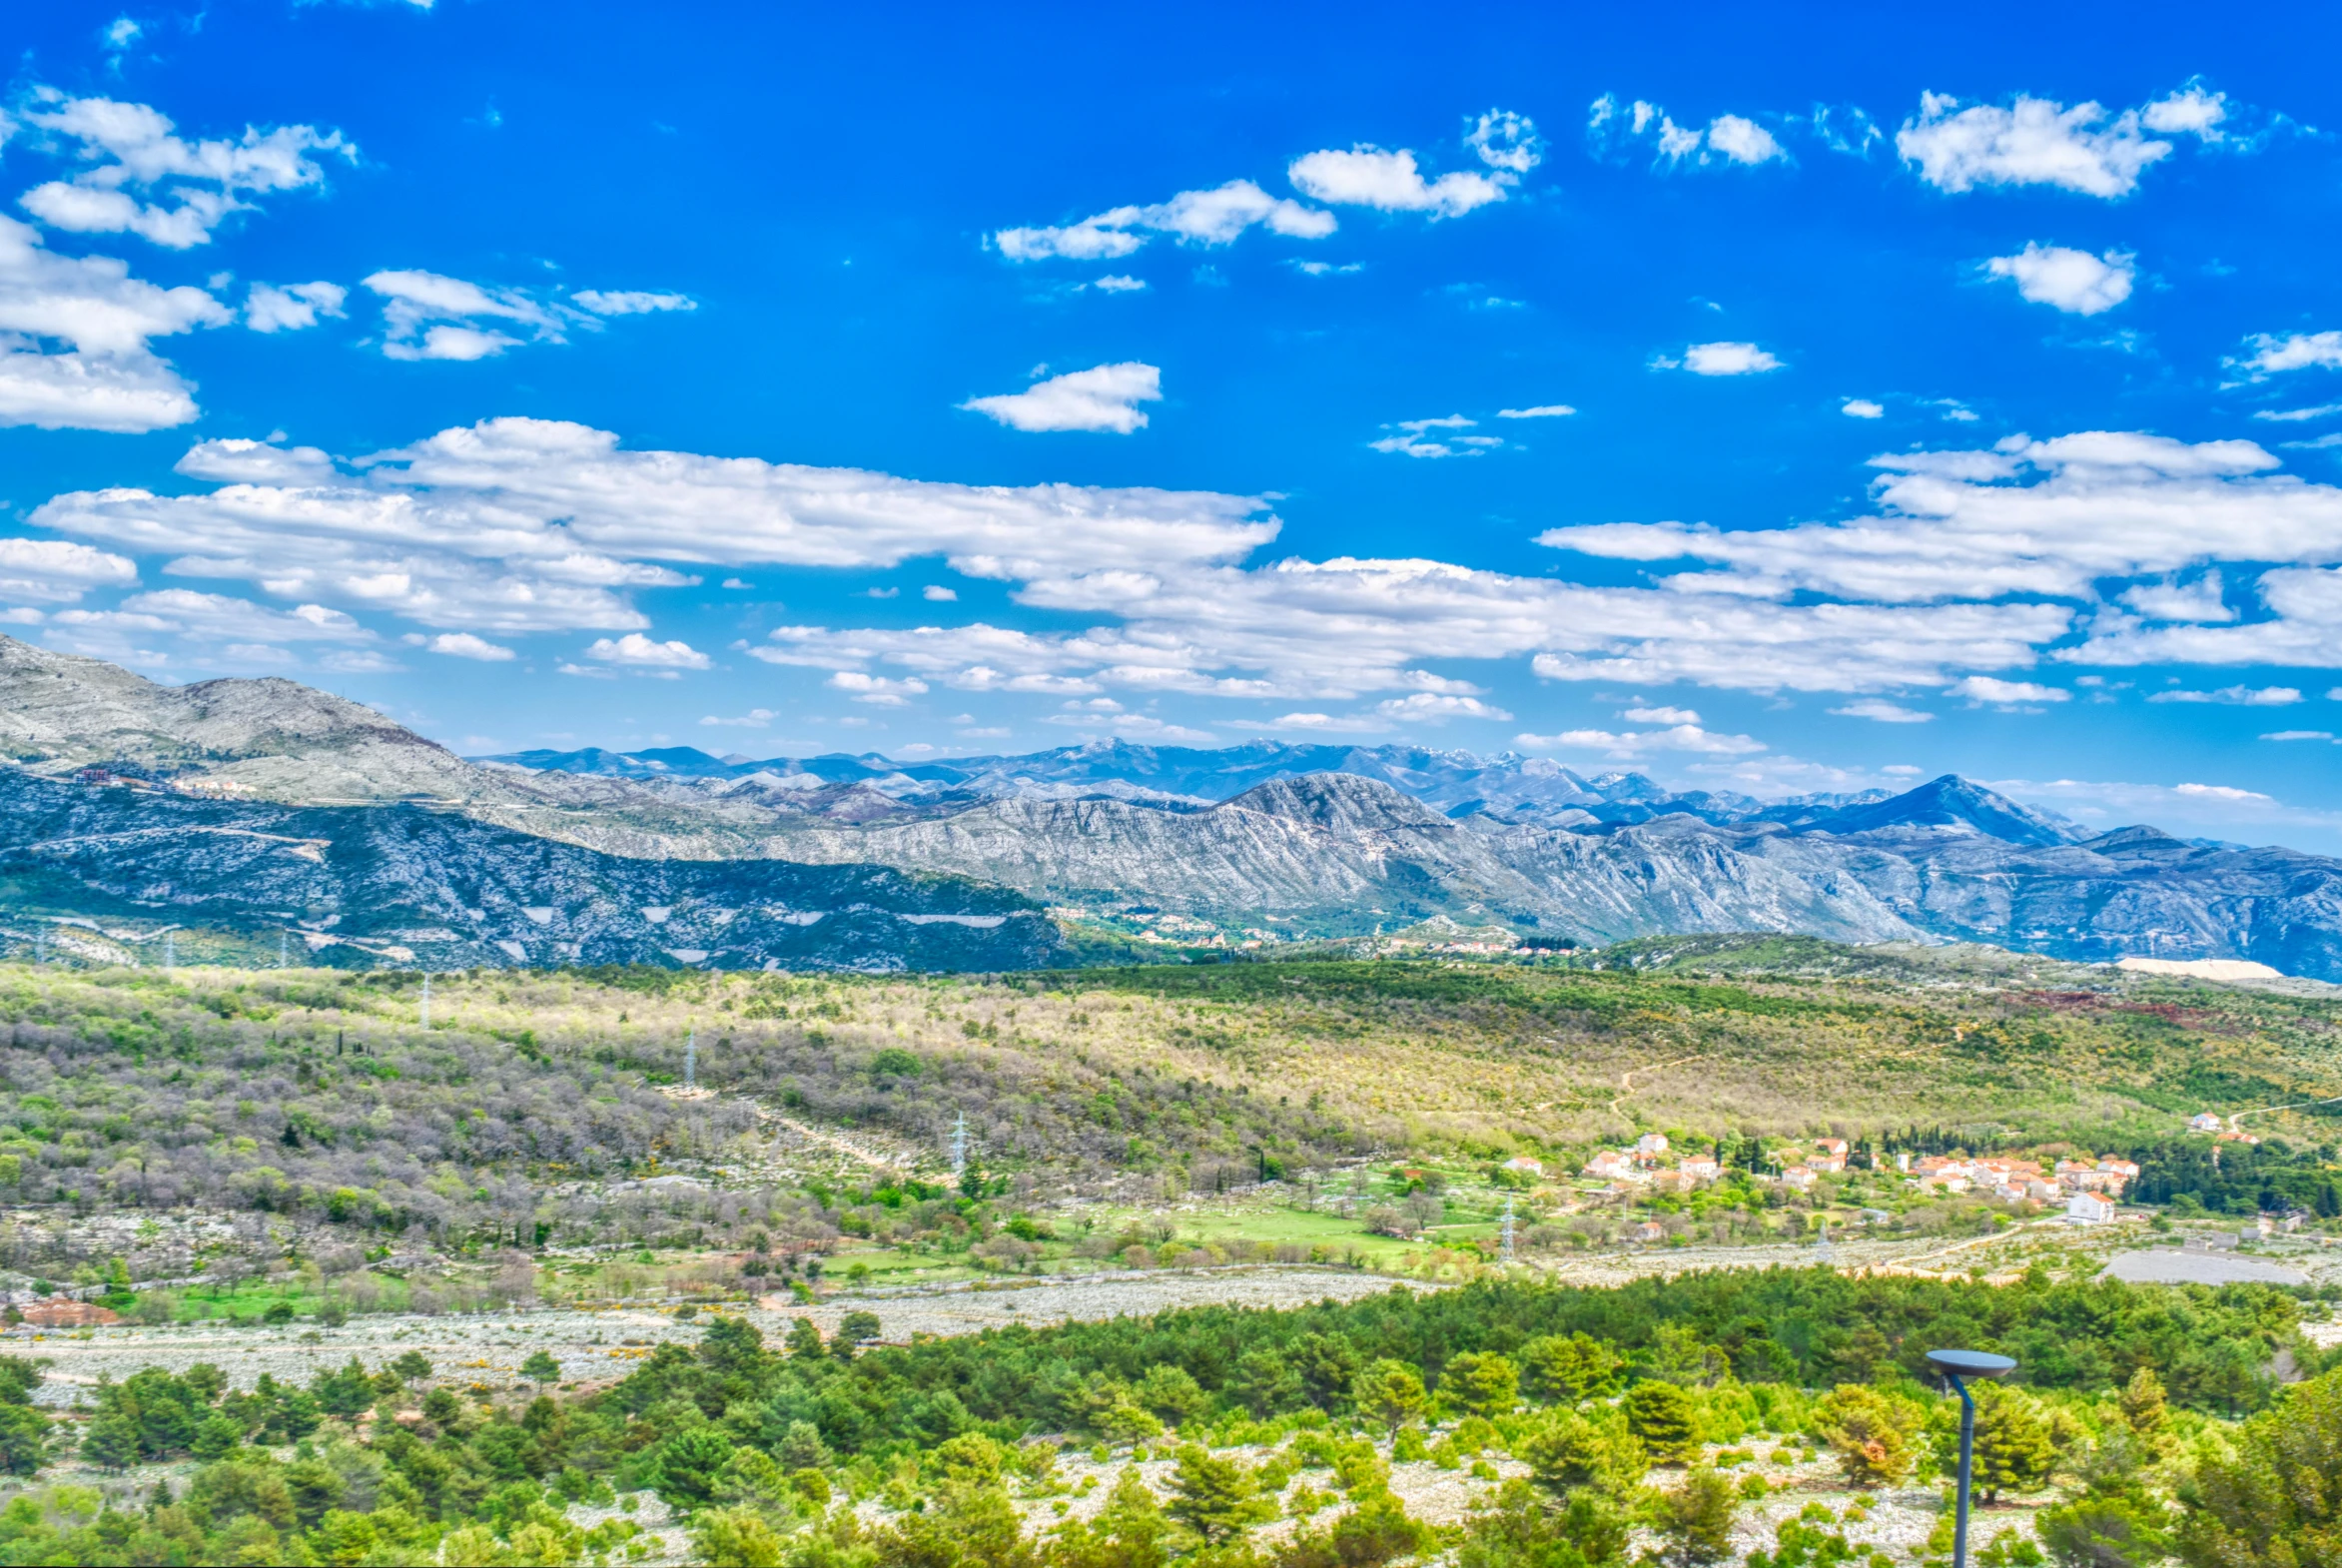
1092,276,1147,293
0,215,227,431
363,270,567,361
2139,83,2230,140
1656,342,1781,377
1043,710,1217,743
1287,147,1506,217
571,290,694,316
995,179,1332,262
1895,89,2217,198
2262,729,2335,742
245,280,347,333
1497,403,1575,419
2232,332,2342,379
2146,684,2301,705
700,709,776,727
922,585,958,601
829,671,928,706
425,631,513,661
2254,402,2342,422
961,362,1162,433
586,632,710,670
1984,244,2133,315
1373,692,1511,722
2119,573,2232,621
1290,260,1363,278
1831,698,1934,722
46,587,369,665
1370,414,1503,458
1587,96,1787,169
1466,110,1544,175
16,93,353,248
1952,675,2067,706
0,537,137,603
1621,705,1699,724
1514,724,1766,757
2175,782,2271,802
1842,399,1885,418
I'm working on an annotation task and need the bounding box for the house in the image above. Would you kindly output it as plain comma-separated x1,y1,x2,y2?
1781,1166,1818,1190
1816,1138,1850,1162
2025,1178,2063,1201
2189,1113,2225,1133
1812,1151,1848,1174
1635,1133,1671,1158
1626,1221,1668,1243
1502,1157,1545,1176
1583,1152,1638,1180
2244,1213,2275,1239
1677,1157,1721,1181
2065,1193,2116,1225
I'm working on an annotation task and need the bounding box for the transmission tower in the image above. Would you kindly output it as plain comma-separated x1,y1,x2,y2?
685,1027,697,1091
279,930,290,968
32,928,42,967
1500,1195,1516,1262
419,971,431,1029
1814,1216,1834,1265
951,1112,968,1181
163,933,174,972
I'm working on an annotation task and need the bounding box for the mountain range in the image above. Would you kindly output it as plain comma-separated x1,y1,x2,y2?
4,634,2340,978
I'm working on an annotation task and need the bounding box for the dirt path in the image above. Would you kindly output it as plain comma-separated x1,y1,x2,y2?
1608,1054,1708,1117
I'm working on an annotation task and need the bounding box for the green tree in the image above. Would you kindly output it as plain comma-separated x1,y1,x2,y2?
1520,1334,1623,1406
1623,1383,1700,1465
1969,1384,2057,1504
1519,1410,1649,1498
697,1504,790,1568
390,1350,432,1384
190,1413,241,1461
1135,1366,1210,1428
80,1412,140,1471
2175,1367,2342,1568
1277,1488,1428,1568
1166,1444,1274,1545
1458,1478,1631,1568
520,1350,561,1383
2038,1496,2170,1568
652,1428,739,1509
1048,1466,1171,1568
1351,1360,1427,1434
1811,1386,1917,1488
1645,1467,1737,1568
787,1318,827,1359
0,1405,47,1477
1443,1352,1520,1419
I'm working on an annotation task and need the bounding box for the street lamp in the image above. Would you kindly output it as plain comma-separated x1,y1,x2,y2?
1925,1349,2016,1568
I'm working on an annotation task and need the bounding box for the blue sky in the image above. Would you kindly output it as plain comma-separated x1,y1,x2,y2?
8,3,2342,847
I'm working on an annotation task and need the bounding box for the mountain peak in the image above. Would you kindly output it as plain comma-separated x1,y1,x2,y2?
1221,771,1451,832
1820,774,2076,846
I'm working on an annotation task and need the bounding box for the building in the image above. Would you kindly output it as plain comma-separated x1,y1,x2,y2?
1626,1221,1668,1243
2189,1113,2224,1133
2066,1193,2116,1225
1677,1156,1721,1181
1781,1166,1818,1190
1583,1151,1639,1181
1635,1133,1671,1159
1501,1157,1545,1177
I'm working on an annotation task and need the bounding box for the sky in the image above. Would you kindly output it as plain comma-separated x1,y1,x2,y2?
7,3,2342,848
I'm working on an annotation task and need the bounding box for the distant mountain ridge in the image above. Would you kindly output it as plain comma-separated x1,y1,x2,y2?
2,638,2338,978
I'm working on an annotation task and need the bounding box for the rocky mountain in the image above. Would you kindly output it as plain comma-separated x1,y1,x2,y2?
9,642,2342,979
0,769,1064,973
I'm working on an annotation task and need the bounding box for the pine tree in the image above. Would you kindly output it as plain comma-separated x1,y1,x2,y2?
80,1411,140,1472
1650,1467,1739,1568
1625,1381,1701,1464
1352,1359,1427,1433
1971,1383,2057,1503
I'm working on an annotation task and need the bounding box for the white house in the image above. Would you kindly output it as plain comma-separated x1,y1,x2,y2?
2189,1113,2224,1133
2066,1192,2116,1225
1635,1133,1671,1158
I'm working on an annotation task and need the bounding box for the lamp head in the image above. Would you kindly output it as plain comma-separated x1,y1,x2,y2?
1925,1349,2016,1380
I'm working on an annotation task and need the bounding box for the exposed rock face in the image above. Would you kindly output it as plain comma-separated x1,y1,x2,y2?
0,770,1066,973
8,640,2342,978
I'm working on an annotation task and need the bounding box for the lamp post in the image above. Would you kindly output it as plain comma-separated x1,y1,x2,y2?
1925,1349,2016,1568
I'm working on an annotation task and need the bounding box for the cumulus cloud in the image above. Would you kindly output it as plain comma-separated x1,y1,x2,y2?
0,215,227,430
1842,399,1885,418
923,585,958,601
585,632,710,670
1514,723,1766,757
1952,675,2068,706
1370,415,1503,458
423,631,513,661
2120,573,2232,621
363,270,567,361
1984,244,2134,315
829,671,929,706
2232,332,2342,379
1497,403,1575,419
15,93,353,248
245,280,347,333
570,290,694,316
1654,342,1782,376
994,179,1333,262
1466,110,1544,175
1831,698,1934,722
0,537,137,603
1374,692,1511,722
961,362,1162,433
1896,87,2227,198
1588,96,1788,168
46,587,369,666
1287,146,1506,217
